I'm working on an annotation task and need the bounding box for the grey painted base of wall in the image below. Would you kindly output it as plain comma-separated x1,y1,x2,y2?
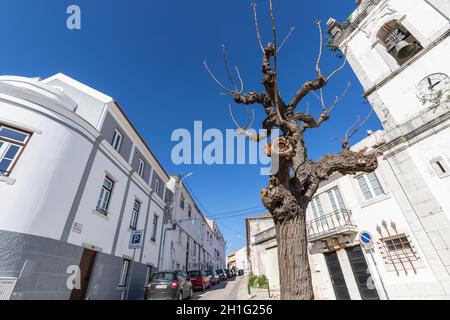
0,230,152,300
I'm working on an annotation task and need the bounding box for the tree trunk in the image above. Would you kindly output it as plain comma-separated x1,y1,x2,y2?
275,211,314,300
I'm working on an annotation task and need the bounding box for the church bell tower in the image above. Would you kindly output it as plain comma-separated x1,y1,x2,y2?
327,0,450,130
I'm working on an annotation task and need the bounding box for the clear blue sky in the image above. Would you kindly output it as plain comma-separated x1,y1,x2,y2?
0,0,381,254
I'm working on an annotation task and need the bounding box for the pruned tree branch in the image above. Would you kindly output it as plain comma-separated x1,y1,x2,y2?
203,60,234,94
221,45,238,92
341,107,374,149
252,2,265,54
315,20,324,76
204,0,380,301
278,27,296,53
326,52,348,81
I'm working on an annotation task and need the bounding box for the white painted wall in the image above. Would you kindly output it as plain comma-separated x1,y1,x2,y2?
341,0,450,125
0,96,93,240
0,74,171,269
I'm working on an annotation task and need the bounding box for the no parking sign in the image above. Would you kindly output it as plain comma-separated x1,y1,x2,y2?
359,231,374,249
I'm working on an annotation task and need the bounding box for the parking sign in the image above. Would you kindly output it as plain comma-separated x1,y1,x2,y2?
129,230,144,249
359,230,374,249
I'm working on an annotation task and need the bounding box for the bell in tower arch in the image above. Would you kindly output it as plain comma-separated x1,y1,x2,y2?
394,40,417,60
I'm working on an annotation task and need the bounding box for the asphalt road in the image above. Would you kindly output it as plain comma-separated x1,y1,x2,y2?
192,276,247,300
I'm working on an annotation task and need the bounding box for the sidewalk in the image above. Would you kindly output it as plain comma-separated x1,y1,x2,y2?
248,287,281,300
239,276,281,300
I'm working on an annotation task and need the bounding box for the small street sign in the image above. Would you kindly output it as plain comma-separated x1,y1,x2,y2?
129,230,144,249
359,231,374,248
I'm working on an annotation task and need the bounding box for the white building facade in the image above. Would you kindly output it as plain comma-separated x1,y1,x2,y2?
0,73,225,300
160,175,226,272
247,0,450,300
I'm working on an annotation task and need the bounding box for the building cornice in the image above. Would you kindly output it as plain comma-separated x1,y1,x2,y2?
380,107,450,158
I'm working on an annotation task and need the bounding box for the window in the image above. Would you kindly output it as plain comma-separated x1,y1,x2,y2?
112,129,123,152
154,179,160,194
327,187,346,218
180,193,185,209
381,234,419,271
119,259,130,287
310,196,324,219
188,204,192,219
178,229,182,244
97,176,114,214
431,157,450,178
357,172,385,201
151,215,159,242
130,200,141,230
0,125,30,176
137,159,145,177
377,20,422,66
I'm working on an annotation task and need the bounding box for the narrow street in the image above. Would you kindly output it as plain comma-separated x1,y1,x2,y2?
193,276,248,300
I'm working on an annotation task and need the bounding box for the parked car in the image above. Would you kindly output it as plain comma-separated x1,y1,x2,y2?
205,269,220,285
238,269,244,276
224,269,232,278
216,269,227,281
187,270,211,291
145,271,193,300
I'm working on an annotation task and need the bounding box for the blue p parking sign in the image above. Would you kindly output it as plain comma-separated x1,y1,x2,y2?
129,230,144,249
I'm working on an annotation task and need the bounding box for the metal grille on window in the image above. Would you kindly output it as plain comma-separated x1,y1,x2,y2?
376,220,419,276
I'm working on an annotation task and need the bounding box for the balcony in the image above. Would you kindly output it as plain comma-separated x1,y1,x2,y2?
306,209,358,242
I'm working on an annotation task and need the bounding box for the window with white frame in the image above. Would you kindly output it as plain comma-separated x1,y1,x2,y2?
327,187,346,215
137,159,145,177
130,199,141,230
111,129,123,152
151,214,159,242
118,259,130,287
430,157,450,178
0,125,30,176
310,196,324,219
357,172,385,201
97,176,114,214
154,179,160,194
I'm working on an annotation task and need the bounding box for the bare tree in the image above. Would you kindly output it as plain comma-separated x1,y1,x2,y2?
205,1,380,300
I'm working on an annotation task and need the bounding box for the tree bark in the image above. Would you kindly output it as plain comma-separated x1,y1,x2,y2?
275,210,314,300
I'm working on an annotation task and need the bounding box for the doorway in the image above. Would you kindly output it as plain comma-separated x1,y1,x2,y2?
346,246,380,300
70,249,97,300
324,251,351,300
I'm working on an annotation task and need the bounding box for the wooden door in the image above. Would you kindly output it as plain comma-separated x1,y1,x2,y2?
70,249,97,300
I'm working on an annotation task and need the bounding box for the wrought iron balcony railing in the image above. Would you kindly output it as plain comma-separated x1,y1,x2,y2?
306,209,357,242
